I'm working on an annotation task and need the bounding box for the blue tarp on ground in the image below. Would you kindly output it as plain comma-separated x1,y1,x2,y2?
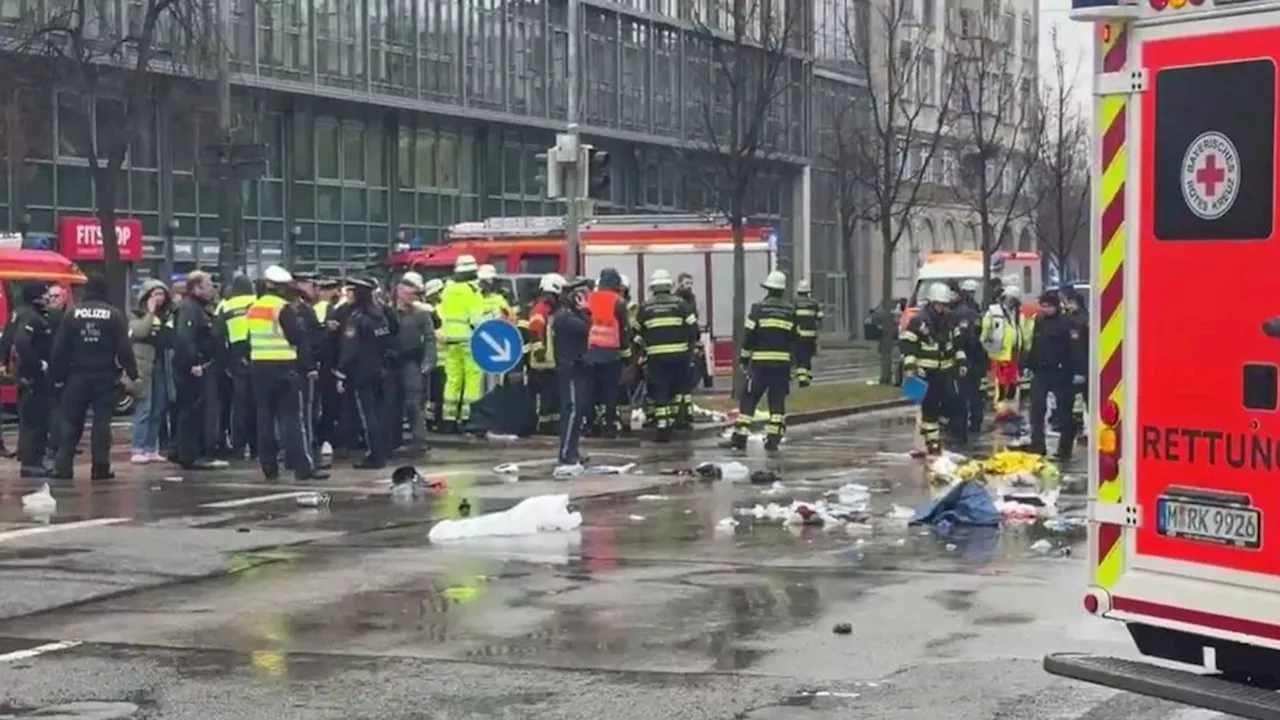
910,479,1001,529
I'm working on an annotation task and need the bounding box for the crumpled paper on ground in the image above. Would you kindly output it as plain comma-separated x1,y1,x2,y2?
428,493,583,542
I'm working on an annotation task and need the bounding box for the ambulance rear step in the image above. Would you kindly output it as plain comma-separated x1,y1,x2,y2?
1044,653,1280,719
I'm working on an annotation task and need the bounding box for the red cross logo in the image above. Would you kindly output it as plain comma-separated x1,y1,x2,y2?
1196,154,1226,197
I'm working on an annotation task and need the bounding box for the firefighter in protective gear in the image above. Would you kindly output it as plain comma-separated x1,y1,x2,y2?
519,272,562,434
981,282,1025,419
638,269,699,443
438,254,484,432
793,279,823,388
247,265,325,482
617,273,642,433
422,278,446,428
949,278,985,444
583,268,631,438
217,276,256,459
729,271,798,453
901,282,966,455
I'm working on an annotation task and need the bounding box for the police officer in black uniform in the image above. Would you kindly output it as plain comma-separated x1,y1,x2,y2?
49,275,138,481
636,269,699,443
792,279,823,388
248,266,326,482
171,271,224,470
328,283,359,459
291,272,326,461
729,271,800,453
1024,290,1079,460
10,281,54,477
336,278,391,470
949,279,985,445
551,278,593,470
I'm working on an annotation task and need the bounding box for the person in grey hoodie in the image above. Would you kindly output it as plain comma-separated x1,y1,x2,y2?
128,279,174,463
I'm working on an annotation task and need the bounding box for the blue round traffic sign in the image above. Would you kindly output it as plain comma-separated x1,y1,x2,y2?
470,318,524,374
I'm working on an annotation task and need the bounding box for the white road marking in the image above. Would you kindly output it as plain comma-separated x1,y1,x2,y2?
0,518,130,543
0,640,83,663
200,492,311,509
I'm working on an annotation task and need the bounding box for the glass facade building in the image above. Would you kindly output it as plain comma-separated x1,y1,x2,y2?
0,0,870,331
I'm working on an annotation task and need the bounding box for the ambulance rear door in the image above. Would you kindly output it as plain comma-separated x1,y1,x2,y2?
1121,12,1280,646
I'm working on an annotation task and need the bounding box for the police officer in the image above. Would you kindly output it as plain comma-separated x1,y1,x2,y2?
949,278,985,445
551,279,592,471
1061,286,1089,452
522,273,562,435
729,271,799,453
637,269,699,443
171,271,226,471
247,266,326,482
291,272,328,462
1023,291,1077,459
42,283,69,463
901,282,966,455
49,275,138,481
315,277,345,456
218,275,256,459
336,277,392,470
792,279,823,388
10,281,54,477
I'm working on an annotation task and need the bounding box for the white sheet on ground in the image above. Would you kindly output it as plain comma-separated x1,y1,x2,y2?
428,494,583,542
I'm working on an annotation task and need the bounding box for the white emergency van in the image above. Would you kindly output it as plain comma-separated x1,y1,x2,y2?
1045,0,1280,715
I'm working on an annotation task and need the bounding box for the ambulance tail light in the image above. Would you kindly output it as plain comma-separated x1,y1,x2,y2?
1098,399,1121,482
1083,588,1111,616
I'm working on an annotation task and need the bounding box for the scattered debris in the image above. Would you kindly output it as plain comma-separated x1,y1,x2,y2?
714,517,740,533
750,469,781,485
428,493,582,542
585,463,637,475
693,460,749,480
485,432,520,443
635,494,670,502
295,492,331,508
627,514,646,521
21,483,55,520
553,463,585,478
1030,538,1054,554
832,622,853,635
493,462,521,475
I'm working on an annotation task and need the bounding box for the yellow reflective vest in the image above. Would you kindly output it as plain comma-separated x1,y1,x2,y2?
246,294,298,362
438,279,482,343
218,294,256,345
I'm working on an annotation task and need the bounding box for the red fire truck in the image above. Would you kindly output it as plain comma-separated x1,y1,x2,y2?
384,214,779,373
1045,0,1280,715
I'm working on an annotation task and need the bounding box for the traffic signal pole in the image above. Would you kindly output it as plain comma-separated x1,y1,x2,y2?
565,0,582,279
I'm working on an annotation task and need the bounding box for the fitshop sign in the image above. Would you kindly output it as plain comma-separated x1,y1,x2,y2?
57,216,143,262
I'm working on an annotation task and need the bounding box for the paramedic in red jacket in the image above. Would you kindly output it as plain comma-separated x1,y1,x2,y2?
583,268,632,438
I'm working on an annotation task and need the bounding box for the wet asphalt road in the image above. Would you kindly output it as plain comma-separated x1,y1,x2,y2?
0,411,1238,720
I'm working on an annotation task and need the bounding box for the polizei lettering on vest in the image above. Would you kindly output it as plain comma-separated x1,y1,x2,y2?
72,308,112,320
1142,425,1279,471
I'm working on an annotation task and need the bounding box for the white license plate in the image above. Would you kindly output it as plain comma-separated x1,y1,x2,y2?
1156,498,1262,549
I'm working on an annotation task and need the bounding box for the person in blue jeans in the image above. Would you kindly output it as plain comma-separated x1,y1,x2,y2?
129,279,174,463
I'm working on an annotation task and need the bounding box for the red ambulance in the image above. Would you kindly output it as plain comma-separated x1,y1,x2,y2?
1046,0,1280,715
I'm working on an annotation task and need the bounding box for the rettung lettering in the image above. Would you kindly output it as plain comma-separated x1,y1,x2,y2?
1142,425,1280,471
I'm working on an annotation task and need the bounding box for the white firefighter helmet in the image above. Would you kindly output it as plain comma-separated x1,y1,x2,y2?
762,270,787,291
539,272,565,293
924,282,952,305
263,265,292,284
960,279,980,293
423,278,445,296
1001,284,1023,301
400,271,425,290
477,264,497,281
455,254,478,274
796,279,811,293
650,269,673,288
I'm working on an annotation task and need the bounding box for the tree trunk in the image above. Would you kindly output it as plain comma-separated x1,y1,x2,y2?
93,162,127,309
877,218,895,385
731,213,747,400
841,209,859,341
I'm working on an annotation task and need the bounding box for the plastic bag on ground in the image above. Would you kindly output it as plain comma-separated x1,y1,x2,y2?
429,493,583,542
553,463,585,479
584,463,636,475
834,483,872,512
696,460,749,480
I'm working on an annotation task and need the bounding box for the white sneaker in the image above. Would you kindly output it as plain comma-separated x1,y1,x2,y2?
130,453,151,464
206,459,230,469
321,442,333,456
149,452,167,462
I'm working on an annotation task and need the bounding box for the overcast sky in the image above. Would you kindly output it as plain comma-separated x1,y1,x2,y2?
1040,0,1095,115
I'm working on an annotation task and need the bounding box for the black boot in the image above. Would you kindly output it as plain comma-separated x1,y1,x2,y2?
90,463,115,481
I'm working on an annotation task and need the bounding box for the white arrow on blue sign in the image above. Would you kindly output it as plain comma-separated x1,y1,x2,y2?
470,318,524,374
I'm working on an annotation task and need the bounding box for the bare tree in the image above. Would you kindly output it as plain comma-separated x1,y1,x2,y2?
686,0,804,396
7,0,223,302
829,0,956,383
1031,27,1090,283
946,5,1043,299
